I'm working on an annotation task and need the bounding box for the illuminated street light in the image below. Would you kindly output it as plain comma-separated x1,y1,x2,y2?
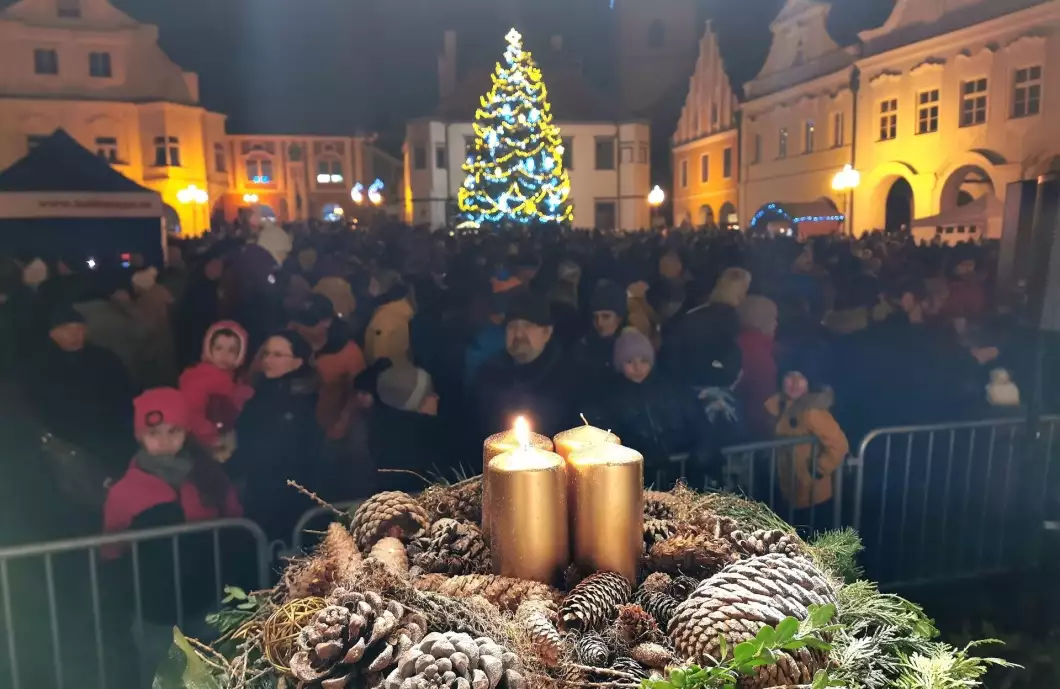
351,182,365,204
367,178,385,205
177,184,208,205
648,185,666,207
831,164,861,192
242,193,259,204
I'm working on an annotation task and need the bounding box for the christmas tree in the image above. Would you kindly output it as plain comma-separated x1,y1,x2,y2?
458,28,573,227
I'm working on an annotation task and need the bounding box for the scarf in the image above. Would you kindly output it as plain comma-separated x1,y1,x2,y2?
134,448,194,490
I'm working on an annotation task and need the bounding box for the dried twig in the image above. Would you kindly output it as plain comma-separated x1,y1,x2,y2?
378,468,432,485
286,480,345,519
184,636,229,673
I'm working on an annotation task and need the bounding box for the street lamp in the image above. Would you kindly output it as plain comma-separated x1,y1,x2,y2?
177,184,208,205
648,185,666,228
351,182,365,204
243,193,259,204
367,178,385,206
832,164,860,234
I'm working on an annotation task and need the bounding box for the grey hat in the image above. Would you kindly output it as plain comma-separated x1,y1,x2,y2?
377,364,434,412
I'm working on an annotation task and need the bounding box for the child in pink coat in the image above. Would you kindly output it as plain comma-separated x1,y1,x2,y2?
178,321,254,460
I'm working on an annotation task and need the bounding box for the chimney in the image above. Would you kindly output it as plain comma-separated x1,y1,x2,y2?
438,30,457,102
550,34,564,52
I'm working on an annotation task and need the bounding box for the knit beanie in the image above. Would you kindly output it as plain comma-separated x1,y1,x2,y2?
505,290,553,327
738,295,779,336
47,303,85,330
257,220,293,266
590,281,629,318
377,364,434,412
613,327,655,370
134,387,189,434
709,267,752,307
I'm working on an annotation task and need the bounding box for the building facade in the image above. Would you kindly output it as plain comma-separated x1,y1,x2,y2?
736,0,1060,238
0,0,400,235
671,22,740,229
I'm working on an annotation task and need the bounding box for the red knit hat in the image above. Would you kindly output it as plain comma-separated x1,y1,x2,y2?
134,388,190,435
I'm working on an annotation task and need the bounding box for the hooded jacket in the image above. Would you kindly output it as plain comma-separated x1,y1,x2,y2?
765,388,849,509
178,321,254,448
365,288,414,365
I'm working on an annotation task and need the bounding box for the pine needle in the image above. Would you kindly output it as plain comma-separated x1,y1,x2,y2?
697,491,795,534
809,528,864,582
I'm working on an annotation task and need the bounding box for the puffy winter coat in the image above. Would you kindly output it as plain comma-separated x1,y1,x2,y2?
179,321,254,448
365,297,414,365
766,389,849,508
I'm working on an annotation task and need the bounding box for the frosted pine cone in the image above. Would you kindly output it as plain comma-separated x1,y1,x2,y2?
380,631,526,689
574,633,611,667
729,529,804,558
560,572,632,632
350,491,429,551
413,573,560,613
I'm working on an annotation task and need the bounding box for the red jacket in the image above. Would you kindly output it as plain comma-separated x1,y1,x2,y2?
179,320,254,446
737,329,778,439
102,461,242,559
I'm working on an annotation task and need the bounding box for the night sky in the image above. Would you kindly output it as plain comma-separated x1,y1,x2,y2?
1,0,897,152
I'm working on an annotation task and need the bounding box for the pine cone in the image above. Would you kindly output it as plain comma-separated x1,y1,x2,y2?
669,554,838,666
647,534,736,577
560,572,632,632
644,519,678,550
644,491,678,521
574,633,611,667
638,572,673,595
695,513,739,539
611,657,649,680
633,590,678,631
614,604,664,646
740,648,826,689
350,492,430,551
667,575,700,602
367,537,409,577
413,574,560,613
409,519,490,576
729,529,804,558
381,631,526,689
631,643,675,670
515,600,563,669
418,478,483,525
289,587,427,688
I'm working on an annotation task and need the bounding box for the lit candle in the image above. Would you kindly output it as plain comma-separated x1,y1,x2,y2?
487,418,569,584
483,419,553,536
568,444,644,582
553,421,619,463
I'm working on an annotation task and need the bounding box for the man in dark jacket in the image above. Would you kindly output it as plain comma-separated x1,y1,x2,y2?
471,291,580,438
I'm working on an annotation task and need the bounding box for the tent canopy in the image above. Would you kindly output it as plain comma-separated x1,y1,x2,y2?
911,194,1000,229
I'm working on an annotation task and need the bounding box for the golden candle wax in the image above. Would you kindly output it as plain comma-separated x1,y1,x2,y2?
553,425,619,463
568,444,644,582
482,418,553,535
487,436,569,584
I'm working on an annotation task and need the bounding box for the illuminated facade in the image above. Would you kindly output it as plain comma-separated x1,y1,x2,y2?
738,0,1060,237
0,0,399,235
671,22,740,229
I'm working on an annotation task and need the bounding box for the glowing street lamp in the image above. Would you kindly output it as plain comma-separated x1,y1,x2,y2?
351,182,365,204
367,178,385,205
831,164,861,192
242,193,259,204
648,185,666,207
177,184,208,205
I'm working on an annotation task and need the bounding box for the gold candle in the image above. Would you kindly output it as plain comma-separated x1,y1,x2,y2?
487,419,569,584
568,444,644,582
483,419,553,535
553,424,619,462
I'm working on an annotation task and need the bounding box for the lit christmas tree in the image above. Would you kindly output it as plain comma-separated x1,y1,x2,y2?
458,28,573,227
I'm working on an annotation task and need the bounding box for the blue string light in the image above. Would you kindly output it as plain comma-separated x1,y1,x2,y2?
750,202,844,227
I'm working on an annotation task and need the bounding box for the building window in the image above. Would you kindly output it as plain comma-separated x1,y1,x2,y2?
710,103,719,128
638,143,648,164
316,158,343,184
917,89,940,134
960,79,988,127
56,0,80,17
562,137,573,169
680,159,688,188
27,135,47,150
778,128,788,159
752,133,762,164
723,147,733,178
832,111,844,147
247,157,274,184
214,143,226,172
647,20,665,50
1013,66,1042,118
95,136,119,164
435,145,447,169
879,99,898,140
89,52,112,78
34,49,58,75
700,154,710,183
620,145,633,164
595,137,615,170
804,120,815,153
153,136,181,167
413,145,426,170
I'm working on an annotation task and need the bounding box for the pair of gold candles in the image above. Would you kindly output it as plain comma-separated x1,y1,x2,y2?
484,418,644,585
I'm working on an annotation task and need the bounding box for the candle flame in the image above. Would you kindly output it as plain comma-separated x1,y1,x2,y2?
514,416,530,449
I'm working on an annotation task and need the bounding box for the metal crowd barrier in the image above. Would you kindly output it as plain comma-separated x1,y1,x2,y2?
855,415,1059,589
0,519,270,689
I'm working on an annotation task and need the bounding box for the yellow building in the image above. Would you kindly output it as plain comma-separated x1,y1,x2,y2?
0,0,400,235
739,0,1060,238
671,21,740,229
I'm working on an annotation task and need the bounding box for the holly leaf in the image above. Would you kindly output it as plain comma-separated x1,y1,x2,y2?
774,617,799,645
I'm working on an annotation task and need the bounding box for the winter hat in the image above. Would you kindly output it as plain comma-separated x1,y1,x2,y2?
267,329,313,364
557,259,582,283
134,387,190,435
290,293,335,327
257,220,293,266
613,328,655,370
47,303,85,330
590,280,629,318
377,364,435,412
22,258,48,288
709,267,752,307
131,266,158,293
505,290,553,327
738,295,779,336
313,276,356,319
202,320,249,366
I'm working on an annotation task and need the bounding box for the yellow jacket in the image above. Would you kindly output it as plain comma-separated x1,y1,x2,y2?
365,298,414,365
765,389,849,509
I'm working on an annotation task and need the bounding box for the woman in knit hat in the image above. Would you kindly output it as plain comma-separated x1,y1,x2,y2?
369,364,448,493
584,328,706,487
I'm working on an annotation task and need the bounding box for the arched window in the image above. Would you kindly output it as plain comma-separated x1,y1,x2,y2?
648,20,665,49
